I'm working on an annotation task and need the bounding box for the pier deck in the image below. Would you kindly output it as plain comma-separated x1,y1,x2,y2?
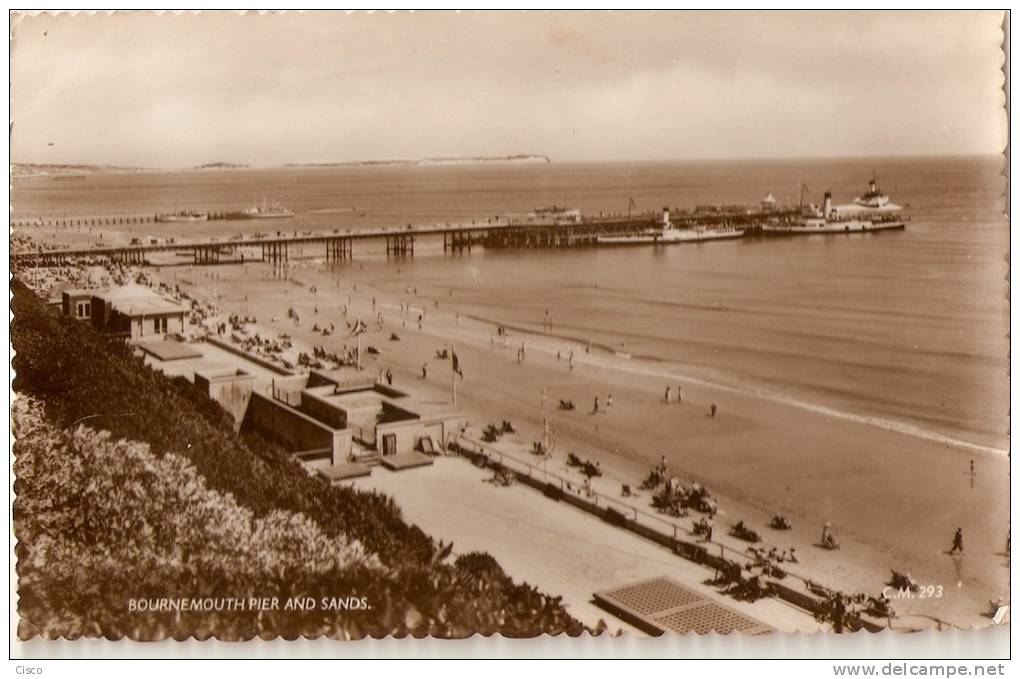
11,209,799,268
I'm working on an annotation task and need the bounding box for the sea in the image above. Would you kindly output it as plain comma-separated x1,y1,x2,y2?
11,156,1009,451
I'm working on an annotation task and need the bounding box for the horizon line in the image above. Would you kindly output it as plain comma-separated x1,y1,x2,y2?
11,150,1004,171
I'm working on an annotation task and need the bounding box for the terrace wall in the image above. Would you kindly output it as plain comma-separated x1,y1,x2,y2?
241,392,351,464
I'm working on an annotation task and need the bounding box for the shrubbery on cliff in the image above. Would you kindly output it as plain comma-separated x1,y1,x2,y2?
12,279,584,639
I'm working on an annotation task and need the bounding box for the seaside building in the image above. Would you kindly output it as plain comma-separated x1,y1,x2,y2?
61,288,94,320
239,367,463,477
79,283,189,342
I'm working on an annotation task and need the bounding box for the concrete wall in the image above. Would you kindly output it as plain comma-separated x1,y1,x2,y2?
196,371,255,429
241,392,351,464
206,336,294,376
300,390,348,429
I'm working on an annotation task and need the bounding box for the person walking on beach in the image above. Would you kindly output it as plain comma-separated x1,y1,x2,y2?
677,386,683,404
606,393,613,412
385,369,393,386
950,527,965,555
665,385,672,403
709,402,717,418
592,396,600,415
421,363,428,380
569,351,575,371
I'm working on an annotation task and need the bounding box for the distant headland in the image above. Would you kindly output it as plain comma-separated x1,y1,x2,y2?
284,154,552,168
12,155,551,177
12,161,252,177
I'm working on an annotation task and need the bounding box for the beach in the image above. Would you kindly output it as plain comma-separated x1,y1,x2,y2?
144,254,1009,631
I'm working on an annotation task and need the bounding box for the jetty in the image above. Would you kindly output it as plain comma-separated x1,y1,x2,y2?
11,208,802,269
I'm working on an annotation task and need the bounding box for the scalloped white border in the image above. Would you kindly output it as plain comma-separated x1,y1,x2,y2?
4,6,1012,666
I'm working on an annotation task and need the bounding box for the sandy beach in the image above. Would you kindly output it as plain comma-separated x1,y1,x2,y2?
141,253,1009,631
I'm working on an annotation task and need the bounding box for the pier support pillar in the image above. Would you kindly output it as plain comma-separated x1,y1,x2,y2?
326,237,351,263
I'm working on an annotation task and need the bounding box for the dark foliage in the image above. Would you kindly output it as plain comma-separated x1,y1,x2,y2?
11,279,585,639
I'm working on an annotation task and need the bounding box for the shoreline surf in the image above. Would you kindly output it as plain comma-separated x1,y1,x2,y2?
444,308,1009,457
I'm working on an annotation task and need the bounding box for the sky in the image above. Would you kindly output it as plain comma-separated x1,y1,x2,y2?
9,10,1008,166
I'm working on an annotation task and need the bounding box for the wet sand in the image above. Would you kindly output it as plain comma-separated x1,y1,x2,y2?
152,257,1009,631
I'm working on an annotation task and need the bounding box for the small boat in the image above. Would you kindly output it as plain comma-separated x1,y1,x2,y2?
599,225,745,245
156,199,208,223
156,212,208,223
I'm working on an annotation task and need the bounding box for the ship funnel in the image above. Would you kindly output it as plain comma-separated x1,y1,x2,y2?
662,207,670,227
823,191,832,218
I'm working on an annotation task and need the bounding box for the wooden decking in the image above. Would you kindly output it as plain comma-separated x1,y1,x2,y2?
594,576,774,636
379,452,435,471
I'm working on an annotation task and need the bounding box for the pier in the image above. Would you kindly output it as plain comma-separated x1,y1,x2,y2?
10,208,802,269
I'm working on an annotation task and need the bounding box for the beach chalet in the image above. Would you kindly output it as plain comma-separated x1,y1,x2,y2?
88,283,189,342
240,368,463,472
61,288,94,320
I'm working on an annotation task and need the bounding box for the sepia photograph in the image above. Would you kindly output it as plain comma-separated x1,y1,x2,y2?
6,8,1011,665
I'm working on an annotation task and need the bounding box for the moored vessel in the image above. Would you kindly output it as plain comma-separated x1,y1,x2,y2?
239,197,295,219
762,177,907,235
156,207,208,223
598,225,746,245
598,207,746,245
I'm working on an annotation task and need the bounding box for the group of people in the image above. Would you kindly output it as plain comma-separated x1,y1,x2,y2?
554,349,576,371
664,384,719,417
590,393,613,414
664,384,684,404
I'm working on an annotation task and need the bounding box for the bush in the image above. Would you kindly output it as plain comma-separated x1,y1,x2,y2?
11,279,432,565
11,280,585,639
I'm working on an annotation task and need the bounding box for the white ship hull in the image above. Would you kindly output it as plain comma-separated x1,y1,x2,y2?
599,227,745,245
156,214,208,223
762,219,905,235
238,211,295,219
